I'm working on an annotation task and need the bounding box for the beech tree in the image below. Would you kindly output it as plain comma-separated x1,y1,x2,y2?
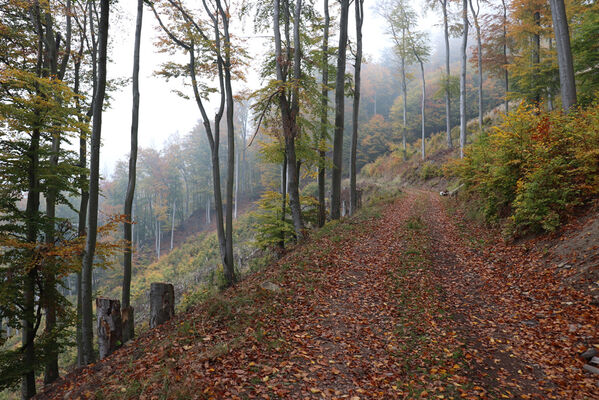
331,0,350,220
81,0,110,366
350,0,364,216
318,0,330,227
149,0,239,285
469,0,483,132
122,0,144,344
548,0,576,110
459,0,468,159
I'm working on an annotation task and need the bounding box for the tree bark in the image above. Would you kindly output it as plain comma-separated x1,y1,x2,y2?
469,0,483,132
350,0,363,216
216,0,237,285
419,59,426,160
549,0,577,111
149,283,174,328
122,0,143,344
96,298,122,359
331,0,350,220
81,0,110,366
318,0,329,227
459,0,468,159
502,0,508,113
442,0,452,148
532,11,541,105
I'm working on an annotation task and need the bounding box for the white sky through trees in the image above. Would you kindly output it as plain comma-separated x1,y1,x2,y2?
100,0,437,176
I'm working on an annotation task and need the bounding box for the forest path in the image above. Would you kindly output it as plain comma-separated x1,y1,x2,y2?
38,190,597,399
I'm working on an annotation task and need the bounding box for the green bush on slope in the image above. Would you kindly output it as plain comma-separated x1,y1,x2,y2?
456,103,599,234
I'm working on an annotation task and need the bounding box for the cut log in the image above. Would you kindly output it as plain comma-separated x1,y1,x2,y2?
150,282,175,328
121,305,134,343
96,298,122,359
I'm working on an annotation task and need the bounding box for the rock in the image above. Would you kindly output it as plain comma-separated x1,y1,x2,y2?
522,319,538,327
583,364,599,375
581,348,599,361
260,281,282,293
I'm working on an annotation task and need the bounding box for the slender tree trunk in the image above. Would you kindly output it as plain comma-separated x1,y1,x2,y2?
442,0,452,148
419,60,426,160
502,0,509,113
469,0,483,132
280,156,287,249
350,0,363,216
170,200,176,250
287,0,304,238
401,30,407,158
234,149,238,220
22,125,40,399
549,0,576,111
74,39,88,368
217,0,236,285
318,0,329,227
331,0,350,220
532,11,541,105
81,0,109,366
459,0,468,159
122,0,142,344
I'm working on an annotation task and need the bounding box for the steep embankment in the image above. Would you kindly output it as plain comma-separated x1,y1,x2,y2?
36,190,598,399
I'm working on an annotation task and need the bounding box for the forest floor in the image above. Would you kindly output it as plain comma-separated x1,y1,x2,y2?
37,190,598,399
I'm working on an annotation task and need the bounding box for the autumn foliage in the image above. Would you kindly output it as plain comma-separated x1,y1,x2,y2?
457,102,599,234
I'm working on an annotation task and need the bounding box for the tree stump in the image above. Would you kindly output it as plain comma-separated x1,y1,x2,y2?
121,305,134,343
150,283,175,328
96,298,122,359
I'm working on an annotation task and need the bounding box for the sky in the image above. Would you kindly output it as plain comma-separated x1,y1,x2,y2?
100,0,438,176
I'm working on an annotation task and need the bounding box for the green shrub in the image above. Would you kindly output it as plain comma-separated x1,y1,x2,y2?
419,162,442,180
457,102,599,235
250,191,319,249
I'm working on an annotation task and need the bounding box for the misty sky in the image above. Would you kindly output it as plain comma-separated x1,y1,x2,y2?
100,0,439,176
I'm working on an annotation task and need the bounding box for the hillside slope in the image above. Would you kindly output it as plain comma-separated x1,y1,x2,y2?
36,191,598,399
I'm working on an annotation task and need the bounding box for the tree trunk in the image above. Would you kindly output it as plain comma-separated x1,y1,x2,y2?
217,0,236,286
549,0,577,111
170,200,175,250
442,0,452,148
401,30,407,158
122,0,143,345
459,0,468,159
234,149,238,220
81,0,110,366
331,0,350,220
96,298,122,359
503,0,509,113
469,0,483,132
533,11,541,105
280,156,287,249
350,0,363,216
419,60,426,160
22,125,40,399
318,0,330,227
149,283,174,328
